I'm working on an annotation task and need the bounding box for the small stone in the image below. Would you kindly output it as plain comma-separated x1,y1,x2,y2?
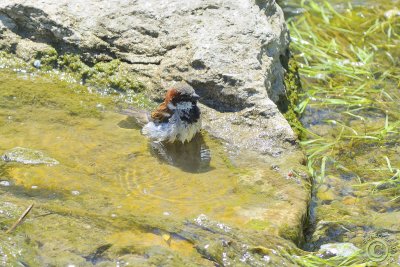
1,147,59,165
262,255,270,262
384,8,400,19
71,190,80,195
31,185,38,189
270,165,280,171
33,60,41,68
318,243,360,258
96,103,105,110
0,181,11,186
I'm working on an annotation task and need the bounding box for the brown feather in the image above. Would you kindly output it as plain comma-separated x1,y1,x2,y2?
150,88,179,123
151,102,173,123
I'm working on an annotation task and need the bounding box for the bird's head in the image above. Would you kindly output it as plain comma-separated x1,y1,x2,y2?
164,83,200,109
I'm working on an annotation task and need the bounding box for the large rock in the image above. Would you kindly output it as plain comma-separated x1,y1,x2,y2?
0,0,295,156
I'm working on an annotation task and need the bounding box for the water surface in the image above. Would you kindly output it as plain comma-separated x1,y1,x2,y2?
0,69,305,266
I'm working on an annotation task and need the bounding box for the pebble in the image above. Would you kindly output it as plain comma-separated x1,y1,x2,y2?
0,181,11,186
384,8,400,19
1,147,59,166
33,60,41,68
318,243,360,258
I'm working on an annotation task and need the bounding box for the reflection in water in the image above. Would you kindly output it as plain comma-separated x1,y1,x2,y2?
118,116,211,173
149,134,211,173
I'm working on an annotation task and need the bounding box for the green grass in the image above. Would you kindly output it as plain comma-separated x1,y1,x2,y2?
292,251,372,267
286,0,400,265
290,0,399,192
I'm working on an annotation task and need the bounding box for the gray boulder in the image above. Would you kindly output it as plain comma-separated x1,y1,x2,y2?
0,0,295,156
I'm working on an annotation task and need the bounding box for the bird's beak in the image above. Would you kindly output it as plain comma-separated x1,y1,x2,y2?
191,92,200,101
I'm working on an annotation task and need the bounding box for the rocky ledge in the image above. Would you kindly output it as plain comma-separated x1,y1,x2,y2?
0,0,297,157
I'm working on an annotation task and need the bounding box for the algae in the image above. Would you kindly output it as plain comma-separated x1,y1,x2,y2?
0,50,146,95
34,47,58,70
282,58,305,139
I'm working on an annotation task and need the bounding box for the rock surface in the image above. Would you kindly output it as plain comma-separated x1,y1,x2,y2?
2,147,59,165
0,0,295,156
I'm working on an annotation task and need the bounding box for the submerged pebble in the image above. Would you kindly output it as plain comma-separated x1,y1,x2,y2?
33,60,41,68
318,243,360,258
384,8,400,19
1,147,59,166
0,181,11,186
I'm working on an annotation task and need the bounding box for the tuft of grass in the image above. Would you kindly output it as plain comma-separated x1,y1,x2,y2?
291,250,371,267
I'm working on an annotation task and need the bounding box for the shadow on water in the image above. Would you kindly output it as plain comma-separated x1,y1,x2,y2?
118,116,212,173
148,134,212,173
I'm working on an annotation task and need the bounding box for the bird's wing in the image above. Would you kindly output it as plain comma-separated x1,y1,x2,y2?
151,103,173,123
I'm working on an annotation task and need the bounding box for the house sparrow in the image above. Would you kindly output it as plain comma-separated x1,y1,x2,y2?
121,83,202,143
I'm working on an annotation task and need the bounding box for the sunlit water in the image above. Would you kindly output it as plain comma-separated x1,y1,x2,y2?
0,70,305,266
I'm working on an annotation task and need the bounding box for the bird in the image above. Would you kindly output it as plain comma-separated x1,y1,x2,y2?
120,83,202,143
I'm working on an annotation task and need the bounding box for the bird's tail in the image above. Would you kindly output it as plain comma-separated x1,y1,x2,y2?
119,108,151,126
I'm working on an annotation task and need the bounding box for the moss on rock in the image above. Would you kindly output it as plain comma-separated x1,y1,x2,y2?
0,50,146,94
34,47,58,70
88,59,145,93
278,222,303,246
283,58,304,139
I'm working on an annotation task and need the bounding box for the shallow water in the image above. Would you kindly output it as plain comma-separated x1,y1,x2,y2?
0,70,307,266
281,0,400,263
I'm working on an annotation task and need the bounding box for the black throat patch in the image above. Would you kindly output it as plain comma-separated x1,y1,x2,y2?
179,105,200,124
